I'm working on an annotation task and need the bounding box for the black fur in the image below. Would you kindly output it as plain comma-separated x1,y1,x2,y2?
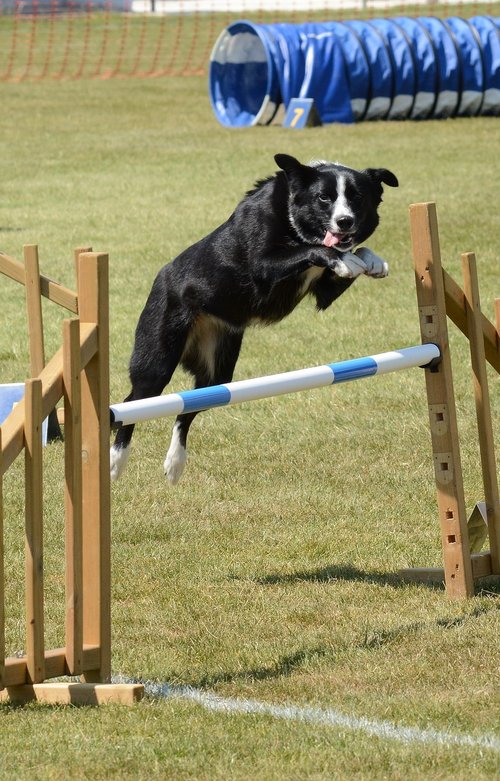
111,153,398,482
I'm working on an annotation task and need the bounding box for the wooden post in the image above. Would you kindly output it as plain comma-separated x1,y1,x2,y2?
63,318,83,675
462,253,500,574
24,244,62,441
74,247,92,296
25,378,45,682
410,202,474,598
24,246,45,377
78,253,111,682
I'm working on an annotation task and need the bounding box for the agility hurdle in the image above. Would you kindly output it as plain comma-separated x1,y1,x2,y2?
110,202,499,601
0,248,143,705
110,344,441,425
0,202,498,710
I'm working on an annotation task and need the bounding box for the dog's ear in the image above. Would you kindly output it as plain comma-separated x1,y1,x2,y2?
364,168,399,188
274,154,316,184
274,153,301,174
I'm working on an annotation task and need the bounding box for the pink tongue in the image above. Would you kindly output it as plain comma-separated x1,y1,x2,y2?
323,230,340,247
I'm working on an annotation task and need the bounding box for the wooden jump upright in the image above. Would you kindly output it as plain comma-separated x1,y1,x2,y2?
406,202,500,598
0,247,142,705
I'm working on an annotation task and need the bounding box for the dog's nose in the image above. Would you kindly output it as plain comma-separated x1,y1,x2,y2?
336,216,354,232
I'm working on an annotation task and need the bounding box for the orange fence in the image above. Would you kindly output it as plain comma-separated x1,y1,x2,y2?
0,0,497,82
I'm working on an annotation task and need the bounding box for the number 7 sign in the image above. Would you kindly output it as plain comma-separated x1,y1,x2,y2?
282,99,322,129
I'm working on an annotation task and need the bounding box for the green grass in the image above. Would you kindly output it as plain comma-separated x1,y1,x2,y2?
0,73,499,780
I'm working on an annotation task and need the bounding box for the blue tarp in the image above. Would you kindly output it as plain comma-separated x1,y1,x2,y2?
209,16,500,126
470,15,500,114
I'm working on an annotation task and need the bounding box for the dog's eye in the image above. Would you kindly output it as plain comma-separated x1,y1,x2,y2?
319,194,330,204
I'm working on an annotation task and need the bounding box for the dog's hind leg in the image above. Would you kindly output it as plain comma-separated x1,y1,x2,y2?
164,327,244,484
111,323,191,482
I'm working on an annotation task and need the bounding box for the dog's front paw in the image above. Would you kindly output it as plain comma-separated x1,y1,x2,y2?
354,247,389,278
332,252,367,279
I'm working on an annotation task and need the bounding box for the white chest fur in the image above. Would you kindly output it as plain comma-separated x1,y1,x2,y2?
299,266,324,298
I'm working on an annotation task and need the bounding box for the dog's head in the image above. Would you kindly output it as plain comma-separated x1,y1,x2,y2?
275,153,398,252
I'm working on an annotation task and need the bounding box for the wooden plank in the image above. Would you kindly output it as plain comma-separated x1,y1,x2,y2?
3,644,100,687
410,202,474,598
24,379,45,683
0,251,25,284
400,553,492,584
39,277,78,313
443,269,500,374
462,253,500,573
63,319,83,675
0,323,97,476
0,682,144,706
471,551,493,579
0,250,78,312
78,253,111,683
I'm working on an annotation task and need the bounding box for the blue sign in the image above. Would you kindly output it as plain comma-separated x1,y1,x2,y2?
282,98,322,129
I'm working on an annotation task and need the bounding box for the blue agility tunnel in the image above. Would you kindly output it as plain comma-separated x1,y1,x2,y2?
209,16,500,126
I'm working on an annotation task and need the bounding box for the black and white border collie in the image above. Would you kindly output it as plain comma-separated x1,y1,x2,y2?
111,154,398,484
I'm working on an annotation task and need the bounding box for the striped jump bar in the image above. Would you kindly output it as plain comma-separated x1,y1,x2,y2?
110,343,440,426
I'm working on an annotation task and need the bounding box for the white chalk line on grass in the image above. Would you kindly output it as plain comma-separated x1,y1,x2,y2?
113,676,500,753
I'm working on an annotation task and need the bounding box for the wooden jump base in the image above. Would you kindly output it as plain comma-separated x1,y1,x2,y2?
0,201,498,704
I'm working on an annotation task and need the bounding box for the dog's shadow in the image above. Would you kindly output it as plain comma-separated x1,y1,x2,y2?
250,563,434,590
254,563,500,594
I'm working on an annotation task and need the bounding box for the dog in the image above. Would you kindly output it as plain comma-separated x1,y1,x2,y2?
110,153,398,484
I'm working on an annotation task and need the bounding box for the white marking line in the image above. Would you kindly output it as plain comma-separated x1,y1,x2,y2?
113,676,500,752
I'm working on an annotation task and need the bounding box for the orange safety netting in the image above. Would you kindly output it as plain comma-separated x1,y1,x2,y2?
0,0,496,82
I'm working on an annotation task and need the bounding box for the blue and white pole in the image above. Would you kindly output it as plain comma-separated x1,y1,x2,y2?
110,343,440,426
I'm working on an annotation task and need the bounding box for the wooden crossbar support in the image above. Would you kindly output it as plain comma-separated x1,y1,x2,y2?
24,378,45,681
462,253,500,574
63,318,84,675
443,269,500,375
0,247,143,705
410,202,474,598
78,253,112,683
408,202,499,597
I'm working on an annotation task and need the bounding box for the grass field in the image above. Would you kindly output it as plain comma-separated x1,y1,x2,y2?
1,72,499,780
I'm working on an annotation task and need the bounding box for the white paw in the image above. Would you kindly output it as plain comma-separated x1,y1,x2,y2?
110,444,130,482
164,425,187,485
334,252,367,279
354,247,389,278
164,448,187,485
